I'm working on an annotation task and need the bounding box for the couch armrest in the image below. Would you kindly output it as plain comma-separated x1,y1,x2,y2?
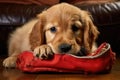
0,3,49,26
0,2,120,26
76,1,120,26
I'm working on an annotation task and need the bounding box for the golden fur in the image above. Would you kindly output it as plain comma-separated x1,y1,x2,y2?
3,3,99,68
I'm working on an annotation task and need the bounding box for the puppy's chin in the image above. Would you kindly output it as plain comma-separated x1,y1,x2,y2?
75,47,88,56
52,48,87,56
48,43,87,56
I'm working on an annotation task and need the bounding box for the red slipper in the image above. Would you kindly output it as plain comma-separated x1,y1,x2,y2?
16,43,115,74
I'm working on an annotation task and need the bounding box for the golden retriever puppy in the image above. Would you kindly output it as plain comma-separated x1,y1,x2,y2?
3,3,99,68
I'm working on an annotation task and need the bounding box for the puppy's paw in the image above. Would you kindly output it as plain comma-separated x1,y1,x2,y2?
33,45,54,59
3,57,17,68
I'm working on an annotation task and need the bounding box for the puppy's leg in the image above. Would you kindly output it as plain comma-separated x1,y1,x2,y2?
3,35,21,68
34,45,54,59
3,53,18,68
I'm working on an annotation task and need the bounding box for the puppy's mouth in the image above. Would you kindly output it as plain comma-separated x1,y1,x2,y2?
76,47,87,56
57,43,87,56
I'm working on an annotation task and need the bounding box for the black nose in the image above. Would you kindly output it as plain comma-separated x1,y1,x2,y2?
59,43,72,53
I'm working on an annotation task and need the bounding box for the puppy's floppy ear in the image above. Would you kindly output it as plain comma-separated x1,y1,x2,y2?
29,13,46,51
82,11,99,52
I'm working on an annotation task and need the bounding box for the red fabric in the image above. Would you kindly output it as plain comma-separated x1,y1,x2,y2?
16,43,115,73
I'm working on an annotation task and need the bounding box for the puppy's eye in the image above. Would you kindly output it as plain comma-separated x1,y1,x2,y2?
50,27,57,33
71,24,79,32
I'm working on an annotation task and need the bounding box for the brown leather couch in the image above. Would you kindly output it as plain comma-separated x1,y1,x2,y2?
0,1,120,57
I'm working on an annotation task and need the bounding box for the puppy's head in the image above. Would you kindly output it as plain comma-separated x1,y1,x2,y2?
30,3,99,55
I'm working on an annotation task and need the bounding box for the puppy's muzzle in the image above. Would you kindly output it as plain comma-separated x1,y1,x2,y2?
59,43,72,53
77,47,87,56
